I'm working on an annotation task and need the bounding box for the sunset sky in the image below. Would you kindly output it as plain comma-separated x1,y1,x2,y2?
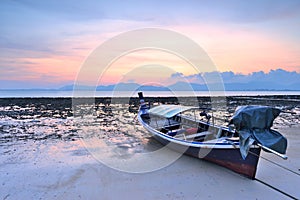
1,0,300,89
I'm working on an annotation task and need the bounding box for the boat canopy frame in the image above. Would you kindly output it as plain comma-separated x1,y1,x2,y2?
148,105,198,119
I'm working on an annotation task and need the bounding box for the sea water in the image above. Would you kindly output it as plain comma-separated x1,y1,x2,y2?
1,90,300,98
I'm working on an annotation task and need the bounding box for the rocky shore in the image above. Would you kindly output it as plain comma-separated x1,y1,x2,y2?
0,96,299,145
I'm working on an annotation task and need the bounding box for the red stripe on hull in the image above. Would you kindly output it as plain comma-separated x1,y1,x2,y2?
187,147,261,179
203,155,259,179
155,136,261,179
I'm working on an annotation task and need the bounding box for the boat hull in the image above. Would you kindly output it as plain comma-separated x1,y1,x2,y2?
152,132,261,179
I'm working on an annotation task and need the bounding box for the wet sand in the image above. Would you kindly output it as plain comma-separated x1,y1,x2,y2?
0,96,299,199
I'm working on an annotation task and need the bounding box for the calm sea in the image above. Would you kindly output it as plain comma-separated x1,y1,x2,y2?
0,90,300,98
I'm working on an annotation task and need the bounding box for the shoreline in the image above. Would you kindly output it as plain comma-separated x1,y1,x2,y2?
0,94,299,105
1,90,300,99
0,95,299,144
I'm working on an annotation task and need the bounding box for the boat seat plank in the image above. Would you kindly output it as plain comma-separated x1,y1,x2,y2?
175,131,212,140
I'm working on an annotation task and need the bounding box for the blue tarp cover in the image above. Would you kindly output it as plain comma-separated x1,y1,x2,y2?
229,105,287,159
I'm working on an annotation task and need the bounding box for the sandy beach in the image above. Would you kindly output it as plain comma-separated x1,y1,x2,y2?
0,96,299,199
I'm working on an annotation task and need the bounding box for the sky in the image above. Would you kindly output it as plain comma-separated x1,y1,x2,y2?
1,0,300,89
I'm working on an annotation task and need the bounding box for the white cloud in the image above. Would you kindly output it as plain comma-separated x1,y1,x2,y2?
170,69,300,85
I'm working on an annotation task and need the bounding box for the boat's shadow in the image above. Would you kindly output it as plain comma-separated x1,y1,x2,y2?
143,136,164,152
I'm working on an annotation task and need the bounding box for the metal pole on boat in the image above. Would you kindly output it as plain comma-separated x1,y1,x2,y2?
257,143,288,160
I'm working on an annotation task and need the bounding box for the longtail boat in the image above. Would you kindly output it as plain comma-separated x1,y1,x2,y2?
137,92,287,179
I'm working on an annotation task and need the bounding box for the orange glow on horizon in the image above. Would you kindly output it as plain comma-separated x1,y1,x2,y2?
5,24,299,87
96,49,201,86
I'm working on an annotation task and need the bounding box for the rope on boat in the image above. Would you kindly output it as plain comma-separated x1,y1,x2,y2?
254,179,298,200
227,142,299,177
259,154,300,177
228,143,299,199
248,150,300,177
248,150,299,199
